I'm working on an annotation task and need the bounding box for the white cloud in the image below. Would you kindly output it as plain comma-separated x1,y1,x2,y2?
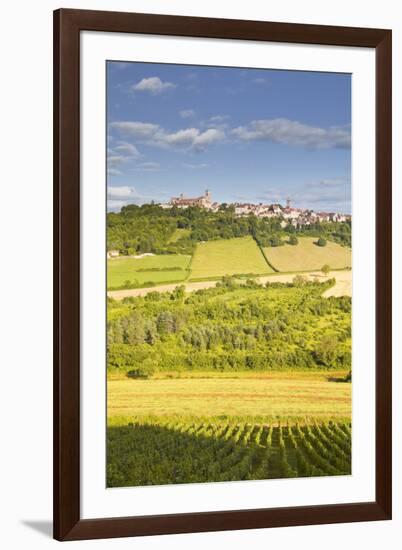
208,115,230,123
134,162,161,172
108,139,160,174
108,155,127,167
113,142,140,157
231,118,351,149
107,186,139,199
107,142,141,177
193,128,224,150
110,116,349,153
132,76,176,94
163,128,200,147
179,109,195,118
110,121,225,151
107,186,168,210
110,121,159,138
107,168,121,176
201,114,230,130
255,177,351,213
183,163,209,169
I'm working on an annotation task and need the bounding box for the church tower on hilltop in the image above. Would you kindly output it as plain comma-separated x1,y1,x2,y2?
202,189,212,208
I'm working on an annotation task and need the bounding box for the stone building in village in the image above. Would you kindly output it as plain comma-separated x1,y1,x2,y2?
168,190,213,209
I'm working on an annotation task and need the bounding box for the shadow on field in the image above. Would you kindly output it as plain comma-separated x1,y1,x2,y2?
106,421,351,488
107,422,249,488
327,375,351,383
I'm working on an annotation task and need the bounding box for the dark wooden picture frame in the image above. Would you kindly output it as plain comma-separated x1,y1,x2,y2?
54,8,392,541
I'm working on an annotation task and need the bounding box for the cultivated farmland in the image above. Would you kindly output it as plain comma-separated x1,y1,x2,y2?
107,370,351,486
107,416,351,486
107,254,191,289
190,236,273,280
263,237,351,273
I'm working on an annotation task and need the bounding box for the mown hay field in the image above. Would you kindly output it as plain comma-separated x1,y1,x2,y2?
107,254,191,289
107,372,351,420
263,237,351,273
190,236,273,280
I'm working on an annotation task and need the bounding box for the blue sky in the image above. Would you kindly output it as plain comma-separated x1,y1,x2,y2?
107,61,351,213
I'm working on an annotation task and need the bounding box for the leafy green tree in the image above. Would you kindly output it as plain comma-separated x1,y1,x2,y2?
321,264,331,277
313,335,339,367
125,312,145,344
269,235,284,247
171,285,185,300
157,311,175,335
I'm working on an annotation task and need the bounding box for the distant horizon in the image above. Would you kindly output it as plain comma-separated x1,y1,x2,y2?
109,193,351,216
107,62,351,214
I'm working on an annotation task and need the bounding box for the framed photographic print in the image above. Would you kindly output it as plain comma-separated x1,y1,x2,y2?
54,8,392,541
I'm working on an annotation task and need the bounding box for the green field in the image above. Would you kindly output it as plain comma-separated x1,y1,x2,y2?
263,237,351,273
107,254,191,289
190,236,273,280
108,236,351,289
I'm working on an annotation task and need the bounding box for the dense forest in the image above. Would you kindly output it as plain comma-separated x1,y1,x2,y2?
107,277,351,375
107,204,352,255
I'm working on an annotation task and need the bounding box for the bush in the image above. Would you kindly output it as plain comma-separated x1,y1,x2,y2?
127,359,156,379
344,370,352,382
312,335,339,367
293,274,307,286
269,235,284,247
316,237,327,247
289,235,299,245
321,264,331,277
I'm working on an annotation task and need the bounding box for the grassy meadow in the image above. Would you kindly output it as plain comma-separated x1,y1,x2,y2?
189,236,273,280
263,237,351,273
107,254,191,289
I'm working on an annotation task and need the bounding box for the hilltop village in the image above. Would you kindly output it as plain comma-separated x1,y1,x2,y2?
162,190,350,227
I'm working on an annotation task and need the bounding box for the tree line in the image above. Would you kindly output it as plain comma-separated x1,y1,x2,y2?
107,204,352,255
107,278,351,376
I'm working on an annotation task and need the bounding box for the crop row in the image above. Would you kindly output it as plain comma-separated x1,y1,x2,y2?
107,420,352,487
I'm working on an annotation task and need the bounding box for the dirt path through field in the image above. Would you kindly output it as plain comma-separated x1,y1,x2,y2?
108,270,351,299
258,270,352,298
